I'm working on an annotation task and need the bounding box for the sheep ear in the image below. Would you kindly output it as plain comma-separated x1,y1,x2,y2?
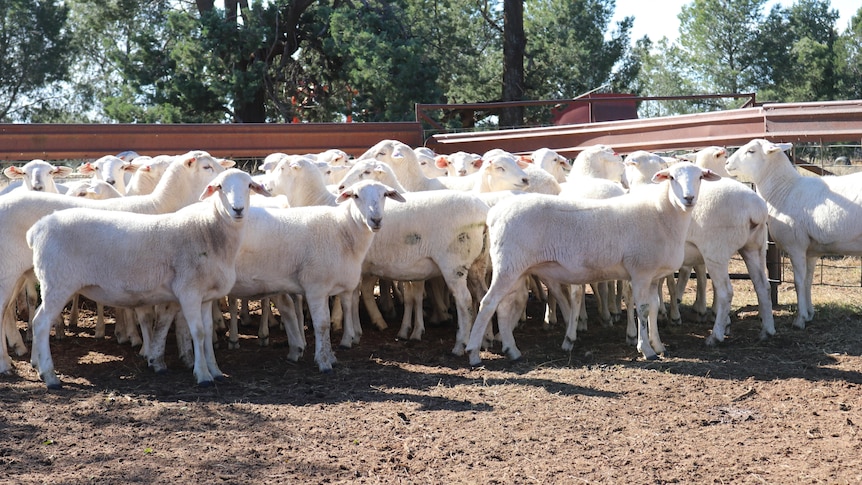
766,142,792,154
434,155,449,169
519,155,533,164
473,157,484,169
3,166,24,179
251,181,272,197
385,190,406,203
122,163,140,173
219,159,237,168
77,162,96,174
52,166,75,177
336,189,356,203
701,168,722,181
516,158,530,169
199,184,220,201
651,169,671,182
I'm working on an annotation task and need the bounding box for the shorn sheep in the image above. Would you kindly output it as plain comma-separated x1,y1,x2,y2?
26,169,270,389
465,162,720,366
1,159,74,194
224,180,405,372
725,138,862,330
0,152,228,376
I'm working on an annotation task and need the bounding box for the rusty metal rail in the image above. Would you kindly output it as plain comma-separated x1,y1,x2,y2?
424,99,862,156
0,122,424,161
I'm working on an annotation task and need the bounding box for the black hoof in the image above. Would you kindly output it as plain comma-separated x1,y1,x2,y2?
154,368,169,375
645,353,660,361
214,374,227,382
197,380,215,388
320,368,333,375
46,383,63,390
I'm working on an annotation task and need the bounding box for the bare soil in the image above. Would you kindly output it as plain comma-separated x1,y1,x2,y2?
2,269,861,484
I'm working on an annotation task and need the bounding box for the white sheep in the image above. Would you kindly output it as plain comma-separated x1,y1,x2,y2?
627,148,776,345
1,159,74,195
125,155,175,196
77,155,139,194
435,153,530,193
26,168,269,388
224,181,405,372
681,146,732,177
414,146,447,178
356,189,491,354
357,139,447,192
725,138,862,330
336,158,408,193
65,179,125,199
0,151,228,376
465,162,721,366
435,151,483,177
529,147,571,183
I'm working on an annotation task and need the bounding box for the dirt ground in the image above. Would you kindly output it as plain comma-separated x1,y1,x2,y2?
1,266,861,484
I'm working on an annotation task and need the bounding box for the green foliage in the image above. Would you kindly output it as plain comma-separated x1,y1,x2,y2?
834,7,862,99
0,0,76,121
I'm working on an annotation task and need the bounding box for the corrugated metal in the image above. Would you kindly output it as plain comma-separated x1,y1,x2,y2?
0,122,424,161
425,100,862,156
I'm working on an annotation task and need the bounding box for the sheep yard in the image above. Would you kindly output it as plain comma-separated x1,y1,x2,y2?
2,263,861,484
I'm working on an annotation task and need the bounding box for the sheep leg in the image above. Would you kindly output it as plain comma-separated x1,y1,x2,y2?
466,272,523,366
307,293,337,372
211,299,226,334
271,294,304,360
330,295,343,331
226,296,241,349
496,286,528,361
177,295,219,386
703,260,733,346
665,274,681,325
376,278,398,320
200,300,224,382
94,302,106,339
1,304,17,373
5,284,27,356
630,278,660,360
426,276,452,325
173,312,194,369
398,281,426,341
739,245,775,341
443,270,476,356
258,297,271,346
146,303,179,374
594,281,612,326
360,277,388,330
134,305,155,358
622,281,637,346
786,250,813,329
293,294,306,344
803,255,817,322
562,284,585,351
31,287,78,389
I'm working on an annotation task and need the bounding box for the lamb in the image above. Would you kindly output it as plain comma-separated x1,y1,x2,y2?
0,151,228,376
26,169,269,388
358,139,447,192
336,158,408,193
1,159,74,195
725,138,862,330
464,162,720,366
65,179,125,199
222,180,405,372
626,148,775,345
408,152,529,193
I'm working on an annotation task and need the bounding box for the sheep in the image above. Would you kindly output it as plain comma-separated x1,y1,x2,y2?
680,146,732,178
0,151,228,376
268,154,339,207
435,151,483,177
125,155,175,196
222,180,405,372
568,145,624,182
77,155,139,195
357,139,447,192
626,148,776,345
65,179,125,199
414,146,448,178
529,147,571,183
356,189,491,355
2,159,74,195
434,153,531,193
725,138,862,330
464,162,721,366
336,158,408,193
26,168,269,388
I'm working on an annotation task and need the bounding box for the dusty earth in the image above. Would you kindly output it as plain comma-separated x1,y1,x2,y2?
1,262,861,484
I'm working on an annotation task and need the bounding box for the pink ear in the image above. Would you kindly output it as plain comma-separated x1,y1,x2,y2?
652,171,670,182
435,155,449,169
519,155,533,164
183,156,196,167
473,158,484,168
200,184,218,201
78,162,95,174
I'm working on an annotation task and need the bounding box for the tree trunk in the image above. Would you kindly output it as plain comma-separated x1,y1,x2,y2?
500,0,525,128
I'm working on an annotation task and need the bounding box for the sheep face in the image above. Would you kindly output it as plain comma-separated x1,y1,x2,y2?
3,160,72,192
337,159,398,191
336,181,406,232
201,169,271,220
652,162,721,211
725,139,794,184
481,154,530,191
78,155,136,190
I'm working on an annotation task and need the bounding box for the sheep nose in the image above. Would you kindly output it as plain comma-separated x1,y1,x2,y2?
457,170,467,176
33,185,44,191
106,179,116,186
521,178,529,185
233,206,244,217
684,195,695,205
369,217,382,229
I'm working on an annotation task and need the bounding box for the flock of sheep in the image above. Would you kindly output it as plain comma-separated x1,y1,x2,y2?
0,137,860,389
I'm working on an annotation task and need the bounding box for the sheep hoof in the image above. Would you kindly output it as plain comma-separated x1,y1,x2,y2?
561,337,575,352
503,348,522,362
258,337,270,347
227,339,240,350
154,368,169,375
626,335,637,346
197,380,215,388
644,353,660,361
705,334,721,347
671,317,682,326
213,374,226,382
320,368,333,374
